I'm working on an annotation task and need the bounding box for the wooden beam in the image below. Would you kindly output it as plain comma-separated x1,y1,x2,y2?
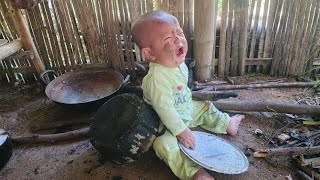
0,39,22,60
7,1,45,75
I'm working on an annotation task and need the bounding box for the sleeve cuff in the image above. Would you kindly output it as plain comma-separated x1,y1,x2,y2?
170,123,188,136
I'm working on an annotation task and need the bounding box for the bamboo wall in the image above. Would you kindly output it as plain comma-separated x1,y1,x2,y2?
0,0,320,84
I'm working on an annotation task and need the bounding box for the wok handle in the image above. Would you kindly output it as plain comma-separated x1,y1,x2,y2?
122,75,130,87
39,70,58,85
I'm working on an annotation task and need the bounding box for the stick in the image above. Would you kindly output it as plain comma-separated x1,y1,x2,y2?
121,86,238,101
30,118,92,131
254,146,320,158
11,127,89,145
195,81,318,91
214,100,320,116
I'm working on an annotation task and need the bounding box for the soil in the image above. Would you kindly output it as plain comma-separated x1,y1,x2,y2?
0,75,318,180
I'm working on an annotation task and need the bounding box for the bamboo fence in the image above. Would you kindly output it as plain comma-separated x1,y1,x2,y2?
0,0,319,84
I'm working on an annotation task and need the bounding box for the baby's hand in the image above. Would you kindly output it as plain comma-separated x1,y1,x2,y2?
177,127,195,149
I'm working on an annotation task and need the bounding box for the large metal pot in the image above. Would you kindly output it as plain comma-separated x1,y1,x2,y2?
40,68,129,110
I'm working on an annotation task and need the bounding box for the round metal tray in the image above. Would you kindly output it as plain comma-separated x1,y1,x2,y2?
178,131,249,174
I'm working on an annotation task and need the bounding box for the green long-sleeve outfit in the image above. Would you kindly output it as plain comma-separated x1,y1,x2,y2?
142,62,230,180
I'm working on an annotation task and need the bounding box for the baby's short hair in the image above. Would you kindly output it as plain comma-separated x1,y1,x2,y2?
131,10,176,49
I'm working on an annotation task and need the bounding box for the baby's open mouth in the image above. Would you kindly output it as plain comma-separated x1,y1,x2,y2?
177,47,184,57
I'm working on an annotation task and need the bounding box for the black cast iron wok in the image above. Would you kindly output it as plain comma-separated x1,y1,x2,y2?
40,68,130,110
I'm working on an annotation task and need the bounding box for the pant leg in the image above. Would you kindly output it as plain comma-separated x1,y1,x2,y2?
153,130,201,180
190,100,230,134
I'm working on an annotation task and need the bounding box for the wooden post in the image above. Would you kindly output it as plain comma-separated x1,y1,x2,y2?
0,39,23,60
7,1,45,75
194,0,216,81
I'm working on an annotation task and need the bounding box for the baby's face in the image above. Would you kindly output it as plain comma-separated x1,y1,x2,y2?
146,18,188,68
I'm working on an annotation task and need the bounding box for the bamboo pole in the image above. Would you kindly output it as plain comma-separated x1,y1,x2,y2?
263,0,277,58
8,2,45,75
0,39,23,60
238,0,249,75
289,0,307,75
230,0,240,76
270,0,290,76
300,0,318,76
296,0,314,76
279,0,297,76
194,0,216,81
247,0,260,73
214,100,320,116
257,0,269,73
284,0,300,76
225,0,234,76
248,0,261,59
306,1,320,76
196,81,318,90
218,0,228,77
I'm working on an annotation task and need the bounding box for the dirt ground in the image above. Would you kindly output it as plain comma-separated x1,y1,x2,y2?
0,75,318,180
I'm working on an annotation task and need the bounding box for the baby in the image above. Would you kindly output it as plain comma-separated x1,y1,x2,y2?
131,10,244,180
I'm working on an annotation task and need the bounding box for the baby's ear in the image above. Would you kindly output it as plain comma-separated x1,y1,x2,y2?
142,47,156,61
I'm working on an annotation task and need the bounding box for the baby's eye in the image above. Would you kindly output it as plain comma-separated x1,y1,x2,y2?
165,37,172,41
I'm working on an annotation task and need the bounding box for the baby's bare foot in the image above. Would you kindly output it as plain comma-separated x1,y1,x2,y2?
227,114,245,136
193,168,214,180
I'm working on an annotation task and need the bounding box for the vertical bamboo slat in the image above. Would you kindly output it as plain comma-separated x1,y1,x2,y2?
289,0,307,75
248,0,261,73
280,0,299,77
298,0,316,76
257,0,269,73
238,0,249,75
225,0,234,76
306,1,320,76
218,0,228,77
230,0,240,76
